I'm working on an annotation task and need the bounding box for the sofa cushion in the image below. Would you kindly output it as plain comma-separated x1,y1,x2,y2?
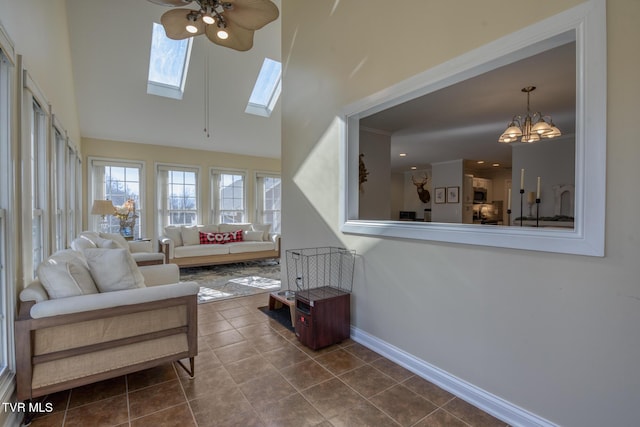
199,230,243,245
84,248,146,292
243,230,264,242
164,226,183,247
181,226,200,246
174,244,230,258
70,236,98,252
251,223,272,241
36,250,99,299
227,241,275,254
128,240,152,253
218,223,253,233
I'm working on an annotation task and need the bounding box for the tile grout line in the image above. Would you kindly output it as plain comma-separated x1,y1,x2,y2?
124,374,131,427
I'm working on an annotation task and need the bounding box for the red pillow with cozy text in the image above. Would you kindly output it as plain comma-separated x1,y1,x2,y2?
199,230,243,245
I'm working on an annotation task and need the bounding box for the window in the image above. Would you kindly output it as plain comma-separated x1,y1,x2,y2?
0,44,16,393
30,99,47,277
257,173,281,233
158,165,199,231
67,147,78,245
147,23,193,100
52,124,67,251
245,58,281,117
211,169,246,223
340,0,606,256
90,159,144,239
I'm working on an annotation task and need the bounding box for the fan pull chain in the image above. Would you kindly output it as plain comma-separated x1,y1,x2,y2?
204,50,210,138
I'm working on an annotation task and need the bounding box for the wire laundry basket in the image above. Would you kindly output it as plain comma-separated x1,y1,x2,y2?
286,247,355,297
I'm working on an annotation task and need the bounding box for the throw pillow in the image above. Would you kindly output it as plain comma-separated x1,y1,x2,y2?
199,230,243,245
94,237,120,249
164,226,183,247
99,232,129,250
36,250,99,299
84,248,146,292
181,226,200,246
251,223,272,241
218,223,253,233
243,230,264,242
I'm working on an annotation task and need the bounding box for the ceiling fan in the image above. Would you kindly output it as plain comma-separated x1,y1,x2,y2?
147,0,279,51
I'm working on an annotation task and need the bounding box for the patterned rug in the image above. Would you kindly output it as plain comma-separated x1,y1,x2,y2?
179,260,281,303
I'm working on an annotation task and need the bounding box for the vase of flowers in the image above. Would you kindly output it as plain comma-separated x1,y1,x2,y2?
115,199,138,239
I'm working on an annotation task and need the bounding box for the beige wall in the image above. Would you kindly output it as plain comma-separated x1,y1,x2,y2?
281,1,640,426
82,138,280,239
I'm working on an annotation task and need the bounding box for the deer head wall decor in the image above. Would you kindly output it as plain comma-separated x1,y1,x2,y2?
411,173,430,204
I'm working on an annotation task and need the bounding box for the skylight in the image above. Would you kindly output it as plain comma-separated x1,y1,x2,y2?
245,58,281,117
147,23,193,100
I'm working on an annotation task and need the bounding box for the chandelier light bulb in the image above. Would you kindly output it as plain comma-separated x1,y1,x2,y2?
186,24,198,33
217,28,229,39
202,14,215,25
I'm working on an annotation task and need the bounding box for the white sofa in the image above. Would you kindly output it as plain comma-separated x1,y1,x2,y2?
160,223,280,267
74,231,165,266
15,247,199,403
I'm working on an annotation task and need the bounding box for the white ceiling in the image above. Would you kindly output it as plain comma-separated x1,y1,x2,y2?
360,40,576,173
65,0,281,159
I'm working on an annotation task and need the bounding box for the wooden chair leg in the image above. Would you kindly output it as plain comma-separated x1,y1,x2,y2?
175,357,195,378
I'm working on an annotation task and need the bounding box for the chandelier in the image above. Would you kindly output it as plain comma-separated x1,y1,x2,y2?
148,0,279,51
498,86,561,143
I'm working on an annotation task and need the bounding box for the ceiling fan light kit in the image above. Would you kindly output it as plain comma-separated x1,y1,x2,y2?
149,0,279,51
498,86,562,144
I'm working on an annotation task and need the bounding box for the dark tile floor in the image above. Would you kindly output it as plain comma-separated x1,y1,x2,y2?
29,293,508,427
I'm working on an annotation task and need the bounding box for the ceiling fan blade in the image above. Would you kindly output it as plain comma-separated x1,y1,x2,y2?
221,0,279,30
205,20,255,51
161,9,205,40
148,0,194,7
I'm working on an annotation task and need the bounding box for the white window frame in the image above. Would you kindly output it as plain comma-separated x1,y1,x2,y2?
0,26,17,414
340,0,606,256
211,168,247,224
245,58,282,118
89,158,145,238
256,172,281,233
23,71,50,279
147,23,193,100
66,145,78,245
157,164,200,235
51,116,68,251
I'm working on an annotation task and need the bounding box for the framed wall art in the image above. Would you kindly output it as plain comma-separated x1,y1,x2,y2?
447,186,459,204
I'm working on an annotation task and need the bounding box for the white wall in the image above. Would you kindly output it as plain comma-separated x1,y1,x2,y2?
358,129,391,219
0,0,81,144
511,137,575,218
431,160,463,223
281,1,640,426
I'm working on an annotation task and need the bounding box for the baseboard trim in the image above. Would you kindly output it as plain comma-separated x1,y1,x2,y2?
350,326,557,427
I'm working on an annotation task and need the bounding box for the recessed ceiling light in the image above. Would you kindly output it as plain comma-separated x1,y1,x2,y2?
410,166,417,170
477,160,485,164
492,163,500,167
399,153,407,157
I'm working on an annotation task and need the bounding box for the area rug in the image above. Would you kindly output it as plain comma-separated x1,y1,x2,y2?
179,261,281,303
258,305,295,332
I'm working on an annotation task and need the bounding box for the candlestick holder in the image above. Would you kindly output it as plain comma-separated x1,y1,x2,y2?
535,198,541,227
519,189,524,226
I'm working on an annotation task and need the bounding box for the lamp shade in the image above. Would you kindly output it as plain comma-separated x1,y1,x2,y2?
91,200,115,216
